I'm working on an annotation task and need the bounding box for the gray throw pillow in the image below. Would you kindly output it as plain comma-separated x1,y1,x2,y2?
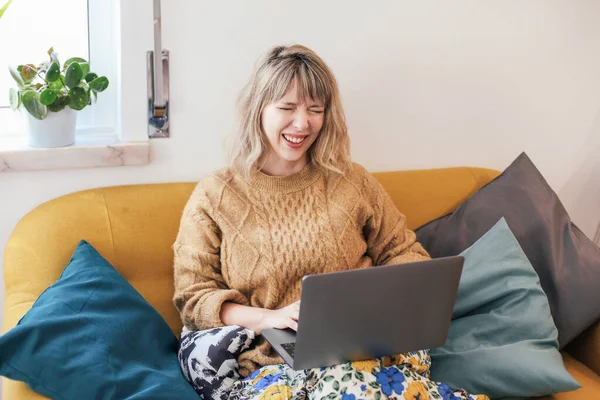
429,218,580,398
416,152,600,347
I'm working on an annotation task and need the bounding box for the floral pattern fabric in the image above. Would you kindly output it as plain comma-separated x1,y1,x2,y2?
178,327,489,400
228,350,490,400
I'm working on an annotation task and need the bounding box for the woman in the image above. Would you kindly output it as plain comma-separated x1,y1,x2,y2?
174,44,487,400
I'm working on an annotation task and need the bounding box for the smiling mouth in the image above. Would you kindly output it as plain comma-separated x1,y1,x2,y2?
282,134,308,144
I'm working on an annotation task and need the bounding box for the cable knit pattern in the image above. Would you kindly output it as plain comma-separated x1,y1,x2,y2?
172,161,430,377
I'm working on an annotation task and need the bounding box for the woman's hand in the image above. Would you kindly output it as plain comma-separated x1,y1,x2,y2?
260,300,300,333
220,301,300,335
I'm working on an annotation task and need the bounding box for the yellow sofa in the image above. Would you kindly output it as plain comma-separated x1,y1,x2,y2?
3,166,600,400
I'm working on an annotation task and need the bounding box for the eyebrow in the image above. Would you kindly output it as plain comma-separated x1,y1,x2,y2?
280,101,324,108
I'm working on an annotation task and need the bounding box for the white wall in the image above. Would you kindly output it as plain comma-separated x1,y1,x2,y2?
1,0,600,395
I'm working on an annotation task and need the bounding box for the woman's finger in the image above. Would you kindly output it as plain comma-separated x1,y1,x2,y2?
288,318,299,331
289,305,300,320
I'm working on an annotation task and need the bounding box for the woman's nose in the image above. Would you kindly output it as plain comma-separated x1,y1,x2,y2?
292,110,309,131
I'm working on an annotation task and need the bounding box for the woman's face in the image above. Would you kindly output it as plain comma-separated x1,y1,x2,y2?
260,81,325,174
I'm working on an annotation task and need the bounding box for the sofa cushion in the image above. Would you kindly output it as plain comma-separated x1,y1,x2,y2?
429,218,580,398
416,152,600,348
0,240,198,400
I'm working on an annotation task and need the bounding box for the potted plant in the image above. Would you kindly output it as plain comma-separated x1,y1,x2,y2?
8,47,109,148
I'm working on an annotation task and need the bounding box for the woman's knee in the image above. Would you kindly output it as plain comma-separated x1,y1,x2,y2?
178,325,255,375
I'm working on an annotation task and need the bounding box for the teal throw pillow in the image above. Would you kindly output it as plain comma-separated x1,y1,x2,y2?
430,218,580,398
0,240,198,400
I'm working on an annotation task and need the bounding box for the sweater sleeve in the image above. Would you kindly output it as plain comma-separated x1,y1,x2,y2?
361,169,431,266
172,181,249,331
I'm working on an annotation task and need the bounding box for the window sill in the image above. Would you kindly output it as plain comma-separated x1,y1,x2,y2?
0,134,150,173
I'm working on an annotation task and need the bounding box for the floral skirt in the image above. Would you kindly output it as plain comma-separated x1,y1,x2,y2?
228,350,489,400
178,326,489,400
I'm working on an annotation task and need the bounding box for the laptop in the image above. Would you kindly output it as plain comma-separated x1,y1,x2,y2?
262,256,464,370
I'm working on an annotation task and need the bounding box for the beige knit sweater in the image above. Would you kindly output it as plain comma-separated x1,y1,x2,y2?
172,161,430,377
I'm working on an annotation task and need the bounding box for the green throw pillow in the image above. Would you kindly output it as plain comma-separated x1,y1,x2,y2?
430,218,580,398
0,240,198,399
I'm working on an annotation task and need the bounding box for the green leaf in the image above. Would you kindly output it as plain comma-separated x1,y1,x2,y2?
84,72,97,83
68,86,88,110
323,375,334,382
9,88,20,110
332,381,340,391
47,94,70,112
22,91,48,120
46,62,60,82
89,76,109,93
0,0,14,19
40,89,57,106
325,393,337,400
342,364,353,372
49,76,65,91
9,66,24,88
369,381,379,389
78,62,90,78
374,391,381,400
63,57,87,70
65,62,83,88
341,373,352,382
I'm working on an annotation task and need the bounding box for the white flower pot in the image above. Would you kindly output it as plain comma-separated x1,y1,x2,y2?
25,107,77,148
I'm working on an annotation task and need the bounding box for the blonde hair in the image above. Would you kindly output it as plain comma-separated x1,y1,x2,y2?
229,44,352,178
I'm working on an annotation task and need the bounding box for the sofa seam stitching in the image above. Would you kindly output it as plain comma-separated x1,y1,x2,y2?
100,188,117,262
466,167,482,197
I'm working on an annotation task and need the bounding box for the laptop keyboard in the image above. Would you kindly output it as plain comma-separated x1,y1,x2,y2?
281,342,296,358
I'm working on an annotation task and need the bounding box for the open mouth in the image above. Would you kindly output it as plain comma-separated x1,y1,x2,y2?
282,134,307,145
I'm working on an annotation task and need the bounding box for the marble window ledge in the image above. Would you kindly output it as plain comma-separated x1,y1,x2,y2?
0,135,149,173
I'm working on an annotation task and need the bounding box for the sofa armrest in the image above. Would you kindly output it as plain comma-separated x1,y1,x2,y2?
566,320,600,376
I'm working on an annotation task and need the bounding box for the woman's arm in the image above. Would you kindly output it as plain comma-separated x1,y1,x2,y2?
220,301,300,335
362,170,431,265
173,182,249,331
174,182,301,334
